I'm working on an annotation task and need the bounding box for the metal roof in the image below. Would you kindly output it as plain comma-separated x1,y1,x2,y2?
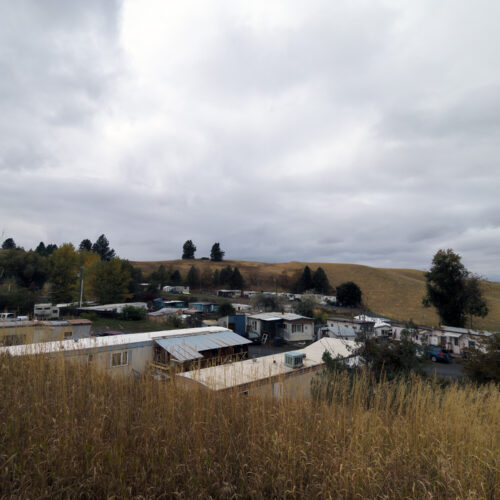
155,330,251,362
178,338,358,391
248,312,312,321
320,325,356,338
0,326,233,356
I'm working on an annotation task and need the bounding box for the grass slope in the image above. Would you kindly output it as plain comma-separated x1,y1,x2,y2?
134,259,500,331
1,355,499,498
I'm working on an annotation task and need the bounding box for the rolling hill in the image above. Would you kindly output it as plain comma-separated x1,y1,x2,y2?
133,259,500,331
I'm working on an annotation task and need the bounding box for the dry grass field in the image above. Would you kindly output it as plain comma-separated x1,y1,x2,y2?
134,259,500,331
1,355,499,498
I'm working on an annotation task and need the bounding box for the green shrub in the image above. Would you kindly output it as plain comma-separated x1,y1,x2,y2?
120,305,147,321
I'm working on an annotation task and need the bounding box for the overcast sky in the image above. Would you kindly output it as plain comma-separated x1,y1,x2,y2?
1,0,499,279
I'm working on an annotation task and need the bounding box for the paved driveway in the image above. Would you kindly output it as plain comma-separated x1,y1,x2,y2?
422,360,464,379
248,343,299,358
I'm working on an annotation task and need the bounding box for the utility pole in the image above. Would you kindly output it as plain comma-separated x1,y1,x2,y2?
78,266,84,307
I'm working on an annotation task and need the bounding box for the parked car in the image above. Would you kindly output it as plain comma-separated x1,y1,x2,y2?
427,345,452,363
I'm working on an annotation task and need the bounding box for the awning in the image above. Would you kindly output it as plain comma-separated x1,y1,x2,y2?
155,331,251,362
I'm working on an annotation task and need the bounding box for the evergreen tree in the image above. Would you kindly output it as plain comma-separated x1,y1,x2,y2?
210,242,225,262
230,267,244,289
219,266,233,287
45,244,58,255
312,267,331,294
79,239,92,252
1,238,16,250
92,234,115,261
150,264,169,289
294,266,313,293
186,265,200,289
182,240,196,259
35,242,46,256
212,269,220,287
170,269,182,285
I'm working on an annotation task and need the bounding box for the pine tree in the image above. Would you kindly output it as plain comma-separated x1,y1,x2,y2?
35,242,46,256
1,238,16,250
219,266,233,287
294,266,313,293
92,235,115,261
210,243,225,262
186,265,200,289
312,267,331,294
170,270,182,285
79,239,92,252
212,269,220,287
230,267,244,289
45,244,58,255
182,240,196,259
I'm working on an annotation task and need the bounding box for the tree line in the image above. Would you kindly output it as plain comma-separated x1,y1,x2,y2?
149,264,245,291
0,235,142,313
292,265,363,307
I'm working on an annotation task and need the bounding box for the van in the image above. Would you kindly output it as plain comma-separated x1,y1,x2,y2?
0,313,15,320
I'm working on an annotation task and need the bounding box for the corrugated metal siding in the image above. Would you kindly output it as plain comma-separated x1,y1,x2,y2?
155,331,251,362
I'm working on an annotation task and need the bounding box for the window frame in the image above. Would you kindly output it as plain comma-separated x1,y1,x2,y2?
111,351,129,367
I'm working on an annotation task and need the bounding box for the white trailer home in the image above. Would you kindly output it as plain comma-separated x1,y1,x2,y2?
177,338,358,399
246,312,314,343
0,326,251,378
34,303,60,320
430,325,495,356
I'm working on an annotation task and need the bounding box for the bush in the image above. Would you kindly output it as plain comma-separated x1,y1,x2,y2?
463,334,500,384
120,305,147,321
217,302,236,318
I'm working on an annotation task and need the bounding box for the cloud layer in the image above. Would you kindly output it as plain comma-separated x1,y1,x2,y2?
1,0,499,278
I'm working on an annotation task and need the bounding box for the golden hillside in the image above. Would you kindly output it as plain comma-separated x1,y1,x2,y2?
133,259,500,331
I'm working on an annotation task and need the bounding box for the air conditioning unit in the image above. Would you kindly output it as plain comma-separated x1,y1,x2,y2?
284,352,305,369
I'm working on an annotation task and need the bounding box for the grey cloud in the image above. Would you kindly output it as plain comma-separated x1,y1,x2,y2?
0,0,499,280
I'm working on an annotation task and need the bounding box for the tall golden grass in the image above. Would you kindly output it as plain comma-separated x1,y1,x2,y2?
1,354,498,498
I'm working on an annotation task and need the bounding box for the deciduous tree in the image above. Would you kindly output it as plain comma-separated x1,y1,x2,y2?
336,281,362,307
49,243,80,303
217,302,235,318
88,259,132,304
423,249,488,327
